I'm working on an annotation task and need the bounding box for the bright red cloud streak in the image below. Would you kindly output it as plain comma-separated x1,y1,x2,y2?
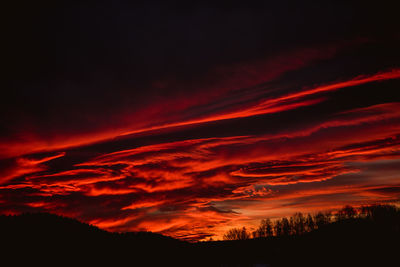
1,66,398,160
118,69,400,138
1,68,400,241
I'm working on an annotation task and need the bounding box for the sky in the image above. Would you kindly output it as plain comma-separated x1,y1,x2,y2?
1,1,400,241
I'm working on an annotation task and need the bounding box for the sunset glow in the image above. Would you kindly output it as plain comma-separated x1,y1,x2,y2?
2,2,399,242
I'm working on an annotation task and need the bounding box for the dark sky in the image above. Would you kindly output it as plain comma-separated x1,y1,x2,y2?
1,1,400,241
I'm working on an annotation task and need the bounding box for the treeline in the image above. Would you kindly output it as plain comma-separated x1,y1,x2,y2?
223,204,400,240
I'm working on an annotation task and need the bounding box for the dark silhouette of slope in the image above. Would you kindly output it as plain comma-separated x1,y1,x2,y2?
1,205,399,266
209,204,400,267
1,212,189,266
195,219,398,267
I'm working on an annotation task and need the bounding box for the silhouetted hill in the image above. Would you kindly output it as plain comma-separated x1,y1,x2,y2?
195,218,398,267
1,212,179,243
1,213,189,266
1,208,399,266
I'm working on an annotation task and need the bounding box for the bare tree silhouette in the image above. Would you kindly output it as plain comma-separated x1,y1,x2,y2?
305,214,315,232
253,218,273,238
274,219,282,237
223,227,251,240
314,211,329,229
281,217,291,236
337,205,357,220
291,212,306,235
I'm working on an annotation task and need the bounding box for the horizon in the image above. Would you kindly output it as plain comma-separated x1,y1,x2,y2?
3,203,398,242
1,1,400,242
3,203,398,267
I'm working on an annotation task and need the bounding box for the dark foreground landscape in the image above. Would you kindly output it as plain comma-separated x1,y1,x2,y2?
1,204,399,267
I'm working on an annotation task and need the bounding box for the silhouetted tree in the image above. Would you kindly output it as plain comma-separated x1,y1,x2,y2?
274,220,282,236
337,205,357,220
292,212,306,235
281,217,291,236
265,219,274,237
223,227,251,240
305,214,315,232
325,211,332,223
314,212,329,228
253,219,273,238
289,216,295,235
